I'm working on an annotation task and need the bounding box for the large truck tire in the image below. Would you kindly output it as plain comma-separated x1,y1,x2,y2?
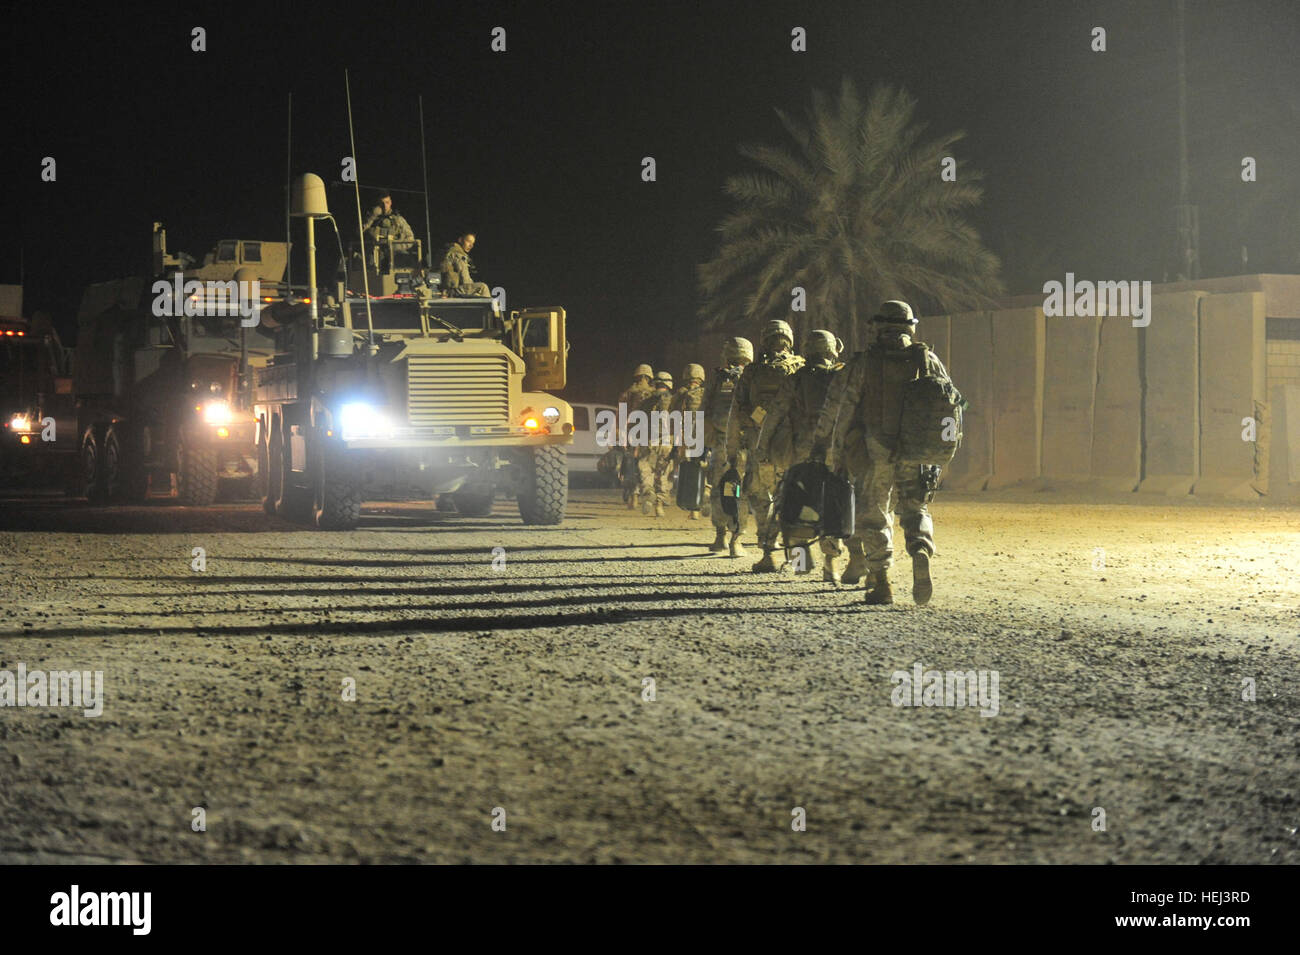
178,443,219,506
272,412,312,523
452,482,496,517
517,445,567,525
314,447,362,530
80,426,109,503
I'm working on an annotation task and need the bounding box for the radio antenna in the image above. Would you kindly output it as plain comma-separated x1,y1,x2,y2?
285,92,292,292
419,95,433,270
344,69,374,345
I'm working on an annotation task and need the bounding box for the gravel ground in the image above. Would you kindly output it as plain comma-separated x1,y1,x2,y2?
0,488,1297,864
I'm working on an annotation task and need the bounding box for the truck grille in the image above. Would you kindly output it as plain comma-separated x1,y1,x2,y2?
406,354,510,427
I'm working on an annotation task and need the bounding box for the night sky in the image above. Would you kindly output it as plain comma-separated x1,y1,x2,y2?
5,0,1299,399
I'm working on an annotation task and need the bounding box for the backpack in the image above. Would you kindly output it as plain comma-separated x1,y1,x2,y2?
777,461,855,540
896,344,966,467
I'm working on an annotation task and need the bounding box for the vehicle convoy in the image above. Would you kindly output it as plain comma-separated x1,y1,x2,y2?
0,310,74,482
252,173,573,529
66,225,289,503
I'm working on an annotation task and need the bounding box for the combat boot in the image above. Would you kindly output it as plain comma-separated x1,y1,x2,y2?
822,553,841,585
642,496,654,516
708,528,727,552
654,502,665,518
912,550,933,605
751,549,782,573
728,532,746,558
863,568,893,605
626,492,638,511
841,550,868,585
689,510,700,520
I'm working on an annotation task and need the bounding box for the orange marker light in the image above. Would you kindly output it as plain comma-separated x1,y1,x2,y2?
20,435,31,444
524,418,539,430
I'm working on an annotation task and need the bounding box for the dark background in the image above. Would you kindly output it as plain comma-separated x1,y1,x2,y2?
4,0,1298,399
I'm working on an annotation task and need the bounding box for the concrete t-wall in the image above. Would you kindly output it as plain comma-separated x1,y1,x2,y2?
1090,315,1143,491
1140,291,1203,495
1042,315,1099,482
1195,291,1267,498
989,307,1044,487
944,311,993,490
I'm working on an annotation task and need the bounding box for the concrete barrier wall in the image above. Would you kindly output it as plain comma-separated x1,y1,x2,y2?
923,315,951,372
1140,291,1203,495
945,312,993,490
1196,292,1267,497
1042,315,1099,482
1091,315,1143,490
1268,384,1300,495
989,307,1044,487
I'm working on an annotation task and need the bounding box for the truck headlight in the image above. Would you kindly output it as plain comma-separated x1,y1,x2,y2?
202,400,232,426
542,406,561,425
8,414,32,433
339,402,393,440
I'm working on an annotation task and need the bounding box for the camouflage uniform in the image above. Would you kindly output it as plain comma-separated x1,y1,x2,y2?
636,376,675,516
440,242,491,297
727,322,804,571
362,205,415,243
756,331,845,581
670,365,706,520
617,369,654,507
809,301,953,604
701,339,752,555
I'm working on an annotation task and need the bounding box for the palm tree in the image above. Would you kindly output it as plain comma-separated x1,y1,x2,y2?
698,78,1004,353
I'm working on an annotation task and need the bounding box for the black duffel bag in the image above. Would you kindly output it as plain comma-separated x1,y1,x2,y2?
778,460,855,539
676,454,707,511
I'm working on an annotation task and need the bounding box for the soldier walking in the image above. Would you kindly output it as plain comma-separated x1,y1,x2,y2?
809,301,956,605
756,330,846,582
703,338,752,556
617,364,655,509
670,363,707,520
726,319,804,572
636,370,675,518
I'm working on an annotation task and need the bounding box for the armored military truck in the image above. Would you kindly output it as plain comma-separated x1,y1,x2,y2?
252,174,572,529
0,312,74,482
69,224,290,503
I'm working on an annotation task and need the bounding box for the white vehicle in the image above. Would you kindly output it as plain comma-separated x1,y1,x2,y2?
567,402,618,482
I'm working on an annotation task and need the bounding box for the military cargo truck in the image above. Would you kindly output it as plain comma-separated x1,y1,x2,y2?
252,174,572,529
68,224,291,503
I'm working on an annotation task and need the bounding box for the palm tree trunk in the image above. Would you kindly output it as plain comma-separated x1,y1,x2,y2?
848,273,858,354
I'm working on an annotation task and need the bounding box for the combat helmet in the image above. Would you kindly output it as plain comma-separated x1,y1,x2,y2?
871,300,917,326
722,336,753,365
681,363,705,384
632,363,654,380
653,370,674,388
804,330,844,360
761,319,795,349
